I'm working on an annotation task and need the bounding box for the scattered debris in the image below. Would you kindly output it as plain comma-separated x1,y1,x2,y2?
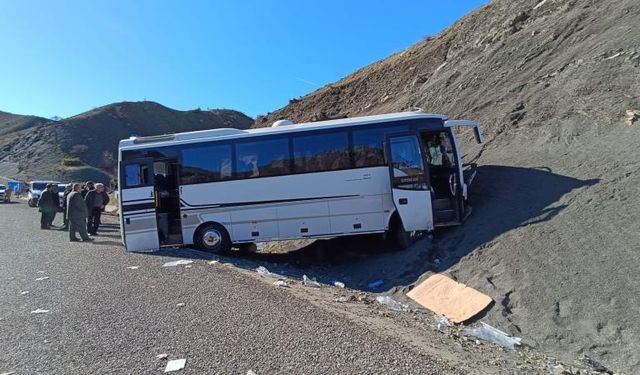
464,322,522,349
176,303,185,307
626,109,639,126
533,0,547,10
579,355,611,374
406,274,492,323
164,358,186,372
375,296,407,312
1,371,16,375
162,260,194,268
367,280,384,289
31,309,50,314
256,266,273,276
156,353,168,360
435,315,453,331
126,266,139,270
247,371,257,375
604,52,622,60
273,280,289,287
335,296,352,303
302,275,321,287
207,260,219,265
35,277,49,281
333,281,345,288
20,291,29,295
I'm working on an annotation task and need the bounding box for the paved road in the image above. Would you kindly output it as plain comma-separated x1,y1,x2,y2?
0,201,462,374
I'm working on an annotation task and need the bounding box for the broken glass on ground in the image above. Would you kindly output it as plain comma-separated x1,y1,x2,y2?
302,275,321,287
31,309,50,314
164,359,186,372
162,260,194,267
435,315,453,331
375,296,407,312
464,322,522,349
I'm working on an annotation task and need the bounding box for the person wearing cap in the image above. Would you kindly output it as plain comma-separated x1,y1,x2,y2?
37,184,58,229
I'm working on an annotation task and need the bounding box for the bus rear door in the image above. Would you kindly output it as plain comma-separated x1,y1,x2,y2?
386,134,434,231
121,158,160,251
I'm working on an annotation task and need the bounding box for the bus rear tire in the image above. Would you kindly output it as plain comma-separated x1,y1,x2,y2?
194,223,231,254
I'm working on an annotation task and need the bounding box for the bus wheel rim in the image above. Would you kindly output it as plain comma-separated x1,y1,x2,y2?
203,229,222,247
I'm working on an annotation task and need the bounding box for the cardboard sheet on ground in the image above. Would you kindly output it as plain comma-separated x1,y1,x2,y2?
406,274,492,323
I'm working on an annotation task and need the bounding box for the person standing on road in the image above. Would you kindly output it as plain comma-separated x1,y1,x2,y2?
67,183,92,242
81,181,94,199
59,183,72,231
37,184,57,229
85,183,109,235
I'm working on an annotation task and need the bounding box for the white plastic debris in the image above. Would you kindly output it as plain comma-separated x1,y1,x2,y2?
156,353,168,360
184,265,192,269
176,303,185,307
333,281,345,288
31,309,50,314
464,322,522,349
435,315,453,331
164,358,186,372
162,259,194,267
255,266,283,278
375,296,406,312
368,280,384,289
273,280,288,287
256,266,272,276
208,260,219,265
20,291,29,295
302,275,321,287
35,277,49,281
127,266,139,270
1,371,16,375
247,371,257,375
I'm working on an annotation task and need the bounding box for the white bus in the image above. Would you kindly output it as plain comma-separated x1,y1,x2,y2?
117,110,483,253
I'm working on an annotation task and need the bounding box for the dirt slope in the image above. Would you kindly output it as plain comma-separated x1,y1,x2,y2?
257,0,640,372
0,101,253,184
0,110,49,136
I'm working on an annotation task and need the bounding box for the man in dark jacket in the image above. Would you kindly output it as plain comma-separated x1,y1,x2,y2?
37,184,57,229
81,181,94,199
67,183,92,242
59,183,72,231
85,183,109,235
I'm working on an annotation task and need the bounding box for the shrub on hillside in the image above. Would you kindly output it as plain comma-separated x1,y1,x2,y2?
62,157,82,166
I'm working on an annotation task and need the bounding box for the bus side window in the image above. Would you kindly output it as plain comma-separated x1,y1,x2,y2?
292,131,350,173
235,138,291,179
124,164,148,187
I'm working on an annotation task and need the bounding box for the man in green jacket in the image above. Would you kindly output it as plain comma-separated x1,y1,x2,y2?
66,183,93,242
37,184,57,229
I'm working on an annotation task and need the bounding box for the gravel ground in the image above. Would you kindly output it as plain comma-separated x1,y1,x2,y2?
0,201,465,375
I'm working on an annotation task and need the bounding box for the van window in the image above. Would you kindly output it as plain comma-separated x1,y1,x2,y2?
181,144,233,184
235,138,291,178
293,132,351,173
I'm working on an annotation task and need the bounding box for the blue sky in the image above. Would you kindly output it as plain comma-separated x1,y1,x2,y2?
0,0,487,119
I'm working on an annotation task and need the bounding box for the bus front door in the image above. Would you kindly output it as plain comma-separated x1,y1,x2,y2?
121,158,160,251
387,134,433,231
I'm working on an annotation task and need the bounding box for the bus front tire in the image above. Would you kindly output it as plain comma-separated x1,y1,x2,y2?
194,223,231,254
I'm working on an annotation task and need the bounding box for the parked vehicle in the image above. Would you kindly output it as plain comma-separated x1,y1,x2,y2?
28,180,60,207
118,110,483,252
0,184,10,203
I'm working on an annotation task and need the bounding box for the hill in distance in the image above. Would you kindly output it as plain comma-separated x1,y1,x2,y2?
0,101,253,184
258,0,640,372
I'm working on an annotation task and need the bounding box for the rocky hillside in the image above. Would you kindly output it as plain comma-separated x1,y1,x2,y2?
258,0,640,372
0,111,49,136
0,101,253,184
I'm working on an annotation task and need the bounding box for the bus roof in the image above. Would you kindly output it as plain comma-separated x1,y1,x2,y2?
119,110,448,150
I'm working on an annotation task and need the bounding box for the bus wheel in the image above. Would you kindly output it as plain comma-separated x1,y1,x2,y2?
389,216,415,250
194,223,231,254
